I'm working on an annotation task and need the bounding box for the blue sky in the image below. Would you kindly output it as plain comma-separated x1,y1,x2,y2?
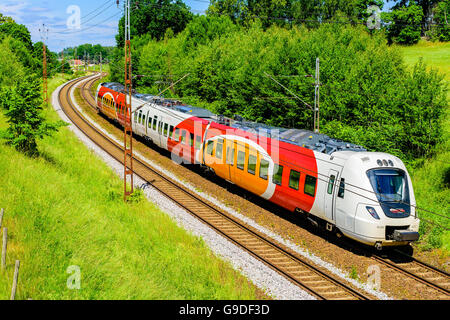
0,0,211,52
1,0,394,53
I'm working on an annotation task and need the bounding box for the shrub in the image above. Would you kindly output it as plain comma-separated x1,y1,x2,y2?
0,74,66,156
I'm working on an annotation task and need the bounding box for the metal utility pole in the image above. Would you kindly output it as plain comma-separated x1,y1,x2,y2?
314,58,320,133
74,47,78,72
61,50,65,74
123,0,134,201
39,24,48,108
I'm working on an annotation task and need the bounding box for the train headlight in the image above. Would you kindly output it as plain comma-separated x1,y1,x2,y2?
366,206,380,220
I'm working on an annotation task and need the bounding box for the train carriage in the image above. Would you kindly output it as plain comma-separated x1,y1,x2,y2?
96,82,420,250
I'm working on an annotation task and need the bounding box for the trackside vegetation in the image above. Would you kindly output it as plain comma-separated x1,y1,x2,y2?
0,75,263,300
397,41,450,252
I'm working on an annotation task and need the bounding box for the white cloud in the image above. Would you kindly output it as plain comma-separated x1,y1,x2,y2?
0,1,29,22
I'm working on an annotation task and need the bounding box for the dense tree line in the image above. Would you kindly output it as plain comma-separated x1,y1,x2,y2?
207,0,449,44
109,12,447,161
61,44,115,64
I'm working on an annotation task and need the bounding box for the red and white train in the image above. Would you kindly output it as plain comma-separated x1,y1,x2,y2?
96,82,420,249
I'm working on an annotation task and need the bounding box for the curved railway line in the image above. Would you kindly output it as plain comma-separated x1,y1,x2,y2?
59,74,449,300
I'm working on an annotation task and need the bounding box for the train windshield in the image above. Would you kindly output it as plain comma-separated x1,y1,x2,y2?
367,169,410,203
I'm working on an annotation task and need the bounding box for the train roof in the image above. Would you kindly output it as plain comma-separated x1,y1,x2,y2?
172,105,216,119
101,82,366,155
231,121,366,154
102,82,125,92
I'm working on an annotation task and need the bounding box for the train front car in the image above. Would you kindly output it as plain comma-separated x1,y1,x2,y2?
332,151,420,249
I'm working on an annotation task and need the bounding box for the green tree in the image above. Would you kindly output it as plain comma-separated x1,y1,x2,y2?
115,0,193,46
0,75,66,156
383,2,424,44
431,0,450,41
0,37,27,87
0,21,33,50
0,13,15,25
386,0,442,34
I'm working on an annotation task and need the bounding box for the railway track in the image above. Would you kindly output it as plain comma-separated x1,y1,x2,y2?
65,74,450,300
60,74,374,301
370,250,450,299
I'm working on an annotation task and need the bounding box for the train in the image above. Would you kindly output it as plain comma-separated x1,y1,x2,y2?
96,82,420,250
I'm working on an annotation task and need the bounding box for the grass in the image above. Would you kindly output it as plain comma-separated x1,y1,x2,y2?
396,41,450,254
0,73,263,300
396,40,450,84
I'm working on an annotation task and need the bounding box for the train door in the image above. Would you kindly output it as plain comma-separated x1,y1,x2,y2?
150,114,159,145
135,109,147,137
324,169,339,222
225,140,235,182
212,138,227,179
233,142,247,187
160,121,169,150
157,117,164,148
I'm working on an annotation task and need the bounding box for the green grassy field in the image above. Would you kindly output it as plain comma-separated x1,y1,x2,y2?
397,41,450,83
396,41,450,253
0,74,263,300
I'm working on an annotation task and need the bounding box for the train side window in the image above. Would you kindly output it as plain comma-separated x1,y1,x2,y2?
237,151,245,170
134,111,138,123
248,154,257,175
164,123,169,136
148,117,153,128
188,133,193,147
338,178,345,198
216,139,223,159
289,170,300,190
180,130,187,145
206,141,214,155
304,175,317,197
327,175,336,195
138,111,142,124
153,117,158,131
259,159,269,180
142,114,146,125
174,128,180,141
169,125,174,138
273,165,283,186
195,136,202,150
